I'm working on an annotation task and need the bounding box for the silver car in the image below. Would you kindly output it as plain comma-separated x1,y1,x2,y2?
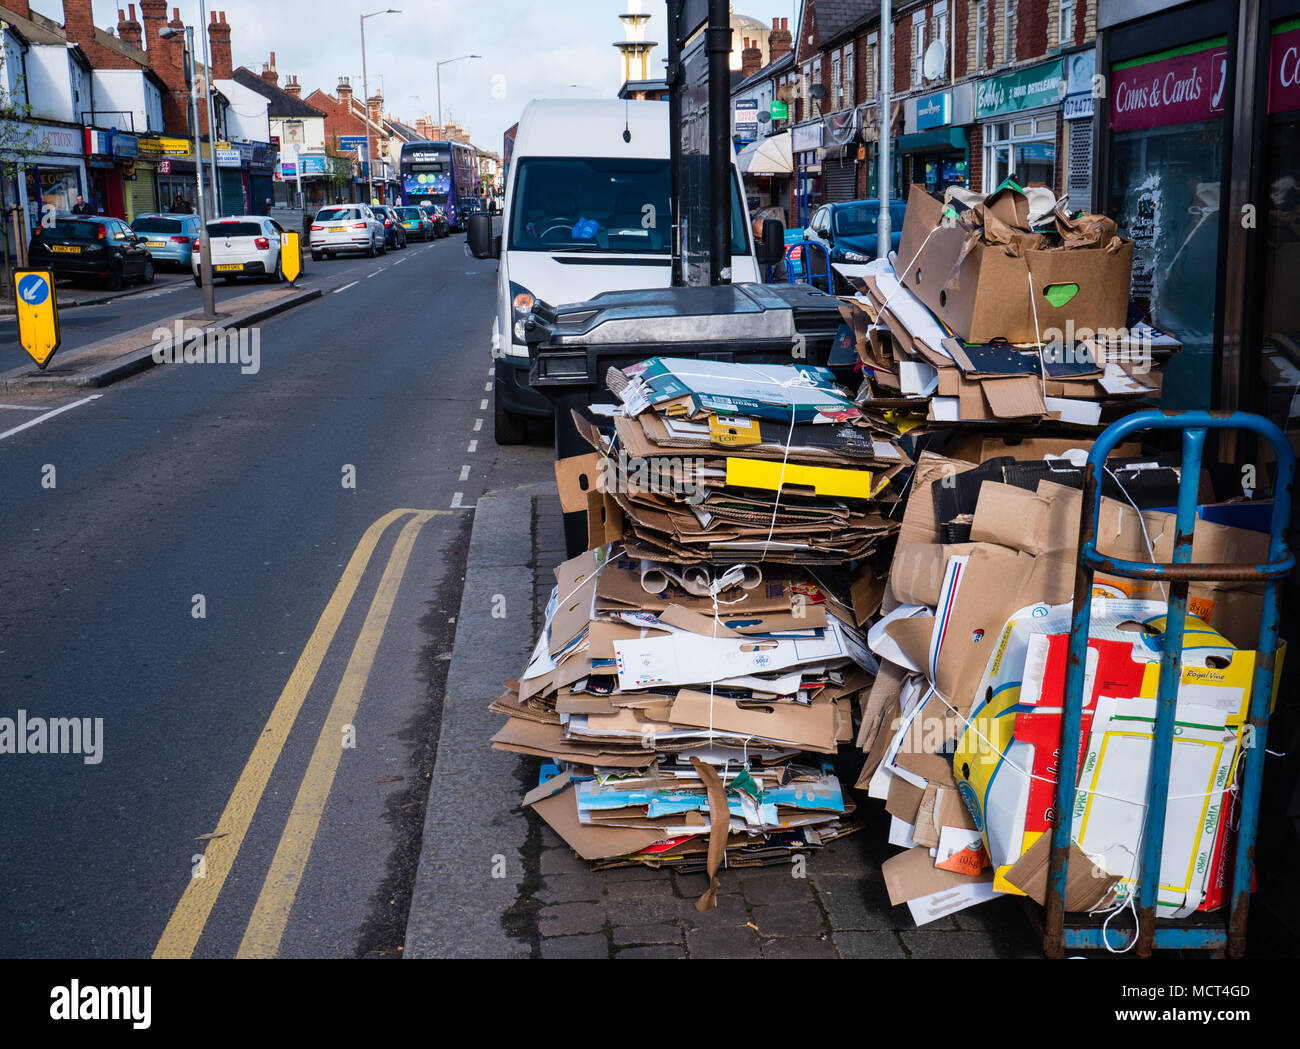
309,204,385,259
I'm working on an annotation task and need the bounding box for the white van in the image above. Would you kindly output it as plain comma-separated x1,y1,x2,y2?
472,98,765,443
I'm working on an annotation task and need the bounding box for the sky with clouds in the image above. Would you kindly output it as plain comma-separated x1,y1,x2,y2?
28,0,705,149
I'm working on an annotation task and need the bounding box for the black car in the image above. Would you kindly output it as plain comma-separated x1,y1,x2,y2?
28,215,156,290
371,205,407,249
420,202,450,238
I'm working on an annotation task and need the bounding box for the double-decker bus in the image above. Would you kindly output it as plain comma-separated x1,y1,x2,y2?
398,140,477,229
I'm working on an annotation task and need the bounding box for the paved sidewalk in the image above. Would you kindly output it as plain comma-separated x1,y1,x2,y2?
405,478,1044,959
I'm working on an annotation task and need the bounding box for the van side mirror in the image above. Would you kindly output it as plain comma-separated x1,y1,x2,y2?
755,218,784,266
468,212,497,259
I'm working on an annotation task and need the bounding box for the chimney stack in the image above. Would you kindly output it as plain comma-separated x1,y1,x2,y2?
769,17,792,62
61,0,96,49
337,76,353,107
284,75,302,99
741,36,763,78
367,94,383,128
207,10,232,80
8,2,32,19
261,50,279,85
117,5,143,49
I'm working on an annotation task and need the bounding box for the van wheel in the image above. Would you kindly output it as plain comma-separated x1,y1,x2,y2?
494,392,527,445
366,238,377,258
311,250,323,261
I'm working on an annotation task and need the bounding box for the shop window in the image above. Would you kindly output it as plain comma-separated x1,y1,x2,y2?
1257,18,1300,446
1109,121,1224,410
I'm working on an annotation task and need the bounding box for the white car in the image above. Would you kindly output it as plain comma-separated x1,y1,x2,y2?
193,216,290,285
309,204,385,259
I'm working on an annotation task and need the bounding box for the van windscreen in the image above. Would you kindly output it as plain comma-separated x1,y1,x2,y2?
508,157,674,254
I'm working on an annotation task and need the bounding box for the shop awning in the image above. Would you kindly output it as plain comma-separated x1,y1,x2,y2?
745,131,793,176
896,127,968,153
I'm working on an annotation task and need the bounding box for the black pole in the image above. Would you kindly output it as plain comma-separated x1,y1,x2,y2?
668,0,683,287
706,0,731,285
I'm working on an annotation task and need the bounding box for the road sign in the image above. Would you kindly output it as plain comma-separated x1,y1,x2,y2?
14,270,61,369
280,232,301,285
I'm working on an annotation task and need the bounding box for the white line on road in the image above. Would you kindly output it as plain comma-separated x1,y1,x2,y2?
467,439,478,453
473,418,483,432
451,492,464,508
365,270,383,279
483,382,492,392
0,394,102,442
479,399,488,411
391,258,406,266
333,281,359,294
459,465,471,481
0,404,54,411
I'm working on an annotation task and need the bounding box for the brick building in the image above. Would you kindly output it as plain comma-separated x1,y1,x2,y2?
775,0,1097,223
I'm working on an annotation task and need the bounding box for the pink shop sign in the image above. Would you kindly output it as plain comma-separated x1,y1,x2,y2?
1110,41,1229,132
1269,22,1300,115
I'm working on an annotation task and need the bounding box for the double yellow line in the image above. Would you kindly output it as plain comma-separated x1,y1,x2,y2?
154,508,443,959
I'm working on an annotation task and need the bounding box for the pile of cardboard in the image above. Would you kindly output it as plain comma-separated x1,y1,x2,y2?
566,357,906,564
490,545,879,893
854,439,1273,926
837,182,1182,426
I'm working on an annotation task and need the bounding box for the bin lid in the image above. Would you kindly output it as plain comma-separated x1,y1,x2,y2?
525,281,842,349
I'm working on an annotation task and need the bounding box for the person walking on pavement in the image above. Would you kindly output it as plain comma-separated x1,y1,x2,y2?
71,194,93,215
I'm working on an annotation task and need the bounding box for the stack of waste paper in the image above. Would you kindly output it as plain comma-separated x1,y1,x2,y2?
564,357,908,564
836,182,1181,426
491,544,881,893
855,441,1275,927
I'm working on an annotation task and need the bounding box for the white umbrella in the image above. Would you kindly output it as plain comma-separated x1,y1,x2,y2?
747,131,793,176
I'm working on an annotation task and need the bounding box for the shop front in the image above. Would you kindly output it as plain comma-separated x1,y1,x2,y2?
974,58,1066,194
1062,49,1097,213
140,135,198,214
216,147,246,216
821,110,860,204
898,89,969,195
112,132,153,221
21,123,86,234
84,129,126,218
791,120,824,228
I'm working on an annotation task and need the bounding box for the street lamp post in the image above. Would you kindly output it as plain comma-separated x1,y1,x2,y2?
436,54,481,131
198,0,221,218
161,24,214,316
361,9,400,207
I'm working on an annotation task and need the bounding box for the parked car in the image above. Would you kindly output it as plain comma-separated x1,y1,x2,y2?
309,204,386,259
421,202,450,238
28,215,155,290
394,205,435,241
130,213,203,270
192,216,289,285
371,205,408,249
804,199,907,291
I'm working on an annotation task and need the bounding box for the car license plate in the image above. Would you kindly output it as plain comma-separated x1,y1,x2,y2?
51,245,81,254
215,264,242,272
147,240,166,248
329,226,346,233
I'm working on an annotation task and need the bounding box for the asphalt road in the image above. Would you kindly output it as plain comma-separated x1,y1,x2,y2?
0,232,520,958
1,237,444,365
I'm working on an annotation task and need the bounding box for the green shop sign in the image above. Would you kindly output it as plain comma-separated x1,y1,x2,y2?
769,99,789,121
975,58,1066,118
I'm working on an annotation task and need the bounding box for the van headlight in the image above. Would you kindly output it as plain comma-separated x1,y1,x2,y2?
510,281,534,344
